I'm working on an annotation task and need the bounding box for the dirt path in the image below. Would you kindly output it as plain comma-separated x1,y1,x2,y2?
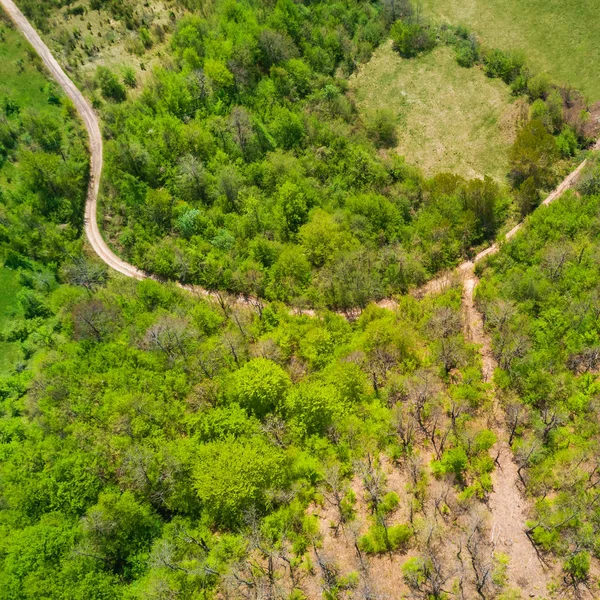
463,268,551,597
2,0,598,309
0,0,145,280
419,139,600,299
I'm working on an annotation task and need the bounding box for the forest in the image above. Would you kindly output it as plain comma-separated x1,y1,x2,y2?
1,0,600,598
13,0,596,310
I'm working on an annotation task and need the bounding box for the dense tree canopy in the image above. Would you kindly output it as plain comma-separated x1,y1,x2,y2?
2,0,600,596
90,0,523,310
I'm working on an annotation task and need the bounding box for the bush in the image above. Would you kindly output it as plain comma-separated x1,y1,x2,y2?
390,20,436,58
95,66,126,102
358,523,412,554
577,156,600,196
526,72,551,100
556,126,579,157
432,447,468,483
509,119,558,188
365,109,398,148
483,48,523,84
455,40,477,68
230,358,291,417
564,551,590,585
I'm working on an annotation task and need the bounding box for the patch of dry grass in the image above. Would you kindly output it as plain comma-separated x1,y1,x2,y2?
40,1,182,89
350,42,521,180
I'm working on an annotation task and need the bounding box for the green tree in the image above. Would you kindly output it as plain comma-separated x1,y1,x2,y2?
390,20,436,58
278,181,308,237
95,66,126,102
230,357,291,417
509,119,558,189
194,437,289,528
81,491,161,576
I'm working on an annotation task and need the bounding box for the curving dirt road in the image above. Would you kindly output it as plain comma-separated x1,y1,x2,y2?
0,0,146,280
2,0,598,306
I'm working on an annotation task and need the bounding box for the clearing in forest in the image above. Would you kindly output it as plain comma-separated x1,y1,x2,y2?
422,0,600,101
349,42,520,180
21,0,180,87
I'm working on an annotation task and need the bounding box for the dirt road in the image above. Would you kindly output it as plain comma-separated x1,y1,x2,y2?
2,0,597,304
0,0,145,280
418,138,600,298
463,269,550,597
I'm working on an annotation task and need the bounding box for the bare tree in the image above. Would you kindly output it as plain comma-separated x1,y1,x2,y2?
145,315,192,361
355,454,386,514
72,299,117,341
321,462,355,536
62,257,107,294
229,106,253,158
175,153,208,203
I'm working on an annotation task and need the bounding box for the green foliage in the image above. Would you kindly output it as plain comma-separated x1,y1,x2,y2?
509,119,558,189
432,447,468,482
95,66,126,102
3,1,593,596
564,551,590,585
91,0,563,307
81,490,161,577
454,40,478,67
358,523,412,554
230,357,290,417
482,48,523,84
390,20,437,58
365,108,398,148
479,185,600,566
555,126,579,158
194,436,290,528
0,25,88,267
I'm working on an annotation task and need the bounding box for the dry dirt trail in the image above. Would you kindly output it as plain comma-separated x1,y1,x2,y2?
463,269,551,597
2,0,598,310
0,0,146,280
419,138,600,299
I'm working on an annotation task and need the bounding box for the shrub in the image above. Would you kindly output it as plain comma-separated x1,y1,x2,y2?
358,523,412,554
390,20,436,58
432,447,468,483
455,40,477,68
564,551,590,585
230,358,291,417
483,48,523,84
556,126,579,157
509,119,558,188
526,72,552,100
95,66,126,102
365,108,398,148
577,156,600,196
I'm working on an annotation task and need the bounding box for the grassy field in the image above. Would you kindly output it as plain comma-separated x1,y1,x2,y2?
0,268,22,376
350,42,520,180
422,0,600,101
